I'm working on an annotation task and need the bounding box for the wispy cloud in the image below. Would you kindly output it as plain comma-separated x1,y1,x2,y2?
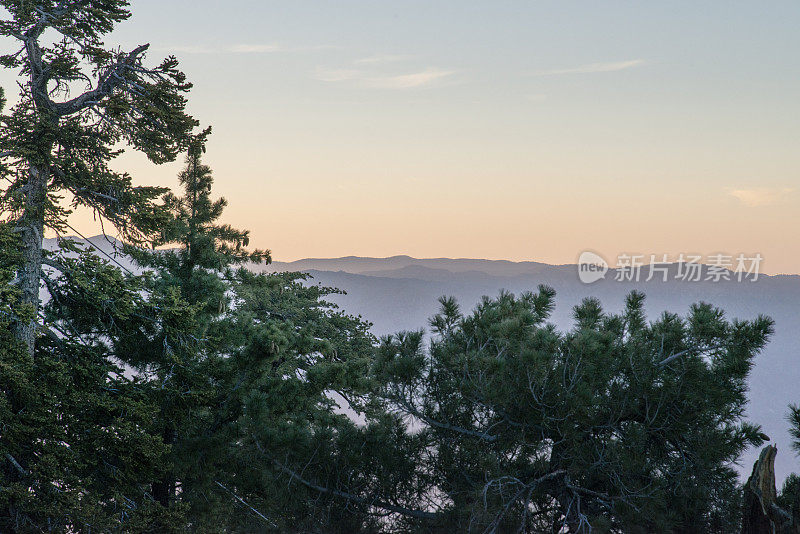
315,66,455,89
229,44,283,54
354,54,415,65
161,43,335,55
165,45,217,54
535,59,646,76
728,187,794,207
314,68,360,83
367,68,455,89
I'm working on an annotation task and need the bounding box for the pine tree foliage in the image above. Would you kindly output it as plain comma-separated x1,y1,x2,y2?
774,406,800,528
118,135,271,526
130,134,269,320
364,289,774,532
117,139,382,532
790,405,800,456
777,473,800,530
186,269,382,532
0,232,178,531
0,0,197,354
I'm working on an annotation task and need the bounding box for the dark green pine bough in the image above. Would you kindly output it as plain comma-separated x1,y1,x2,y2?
369,291,775,532
0,1,797,533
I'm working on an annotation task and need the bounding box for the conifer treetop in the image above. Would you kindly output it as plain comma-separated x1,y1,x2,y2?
0,0,199,242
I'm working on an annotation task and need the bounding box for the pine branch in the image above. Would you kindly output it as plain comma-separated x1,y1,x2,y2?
214,481,276,527
4,453,27,476
262,442,439,521
52,44,151,117
393,395,499,443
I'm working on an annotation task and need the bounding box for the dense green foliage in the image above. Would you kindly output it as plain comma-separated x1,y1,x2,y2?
1,230,177,530
118,139,382,532
365,290,773,532
774,407,800,527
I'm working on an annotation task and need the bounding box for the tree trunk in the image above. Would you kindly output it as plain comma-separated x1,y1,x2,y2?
15,163,48,356
742,445,798,534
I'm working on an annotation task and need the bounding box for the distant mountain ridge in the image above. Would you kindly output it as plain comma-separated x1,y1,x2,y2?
263,255,563,277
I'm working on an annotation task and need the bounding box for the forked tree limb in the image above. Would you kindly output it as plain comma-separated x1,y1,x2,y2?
51,44,151,117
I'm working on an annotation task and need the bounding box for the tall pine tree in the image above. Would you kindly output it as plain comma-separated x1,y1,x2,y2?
125,134,268,519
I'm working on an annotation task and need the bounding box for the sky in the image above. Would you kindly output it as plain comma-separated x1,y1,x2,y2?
3,1,799,272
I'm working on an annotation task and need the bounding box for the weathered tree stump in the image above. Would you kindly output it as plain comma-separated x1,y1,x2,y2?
742,445,798,534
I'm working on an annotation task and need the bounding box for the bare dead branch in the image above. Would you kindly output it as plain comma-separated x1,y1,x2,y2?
658,348,692,367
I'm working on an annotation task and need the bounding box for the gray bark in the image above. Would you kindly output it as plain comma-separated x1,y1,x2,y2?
15,163,48,355
11,6,149,355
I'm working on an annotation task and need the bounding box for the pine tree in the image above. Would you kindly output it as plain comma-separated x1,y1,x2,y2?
120,138,381,532
771,407,800,530
122,135,268,521
196,268,381,532
357,289,774,532
0,230,180,530
0,4,198,529
790,405,800,456
0,0,197,355
141,133,268,315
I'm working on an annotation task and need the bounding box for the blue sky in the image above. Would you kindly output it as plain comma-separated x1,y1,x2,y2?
3,1,799,271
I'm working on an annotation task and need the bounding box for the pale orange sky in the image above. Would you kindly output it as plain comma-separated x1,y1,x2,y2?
6,1,797,273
